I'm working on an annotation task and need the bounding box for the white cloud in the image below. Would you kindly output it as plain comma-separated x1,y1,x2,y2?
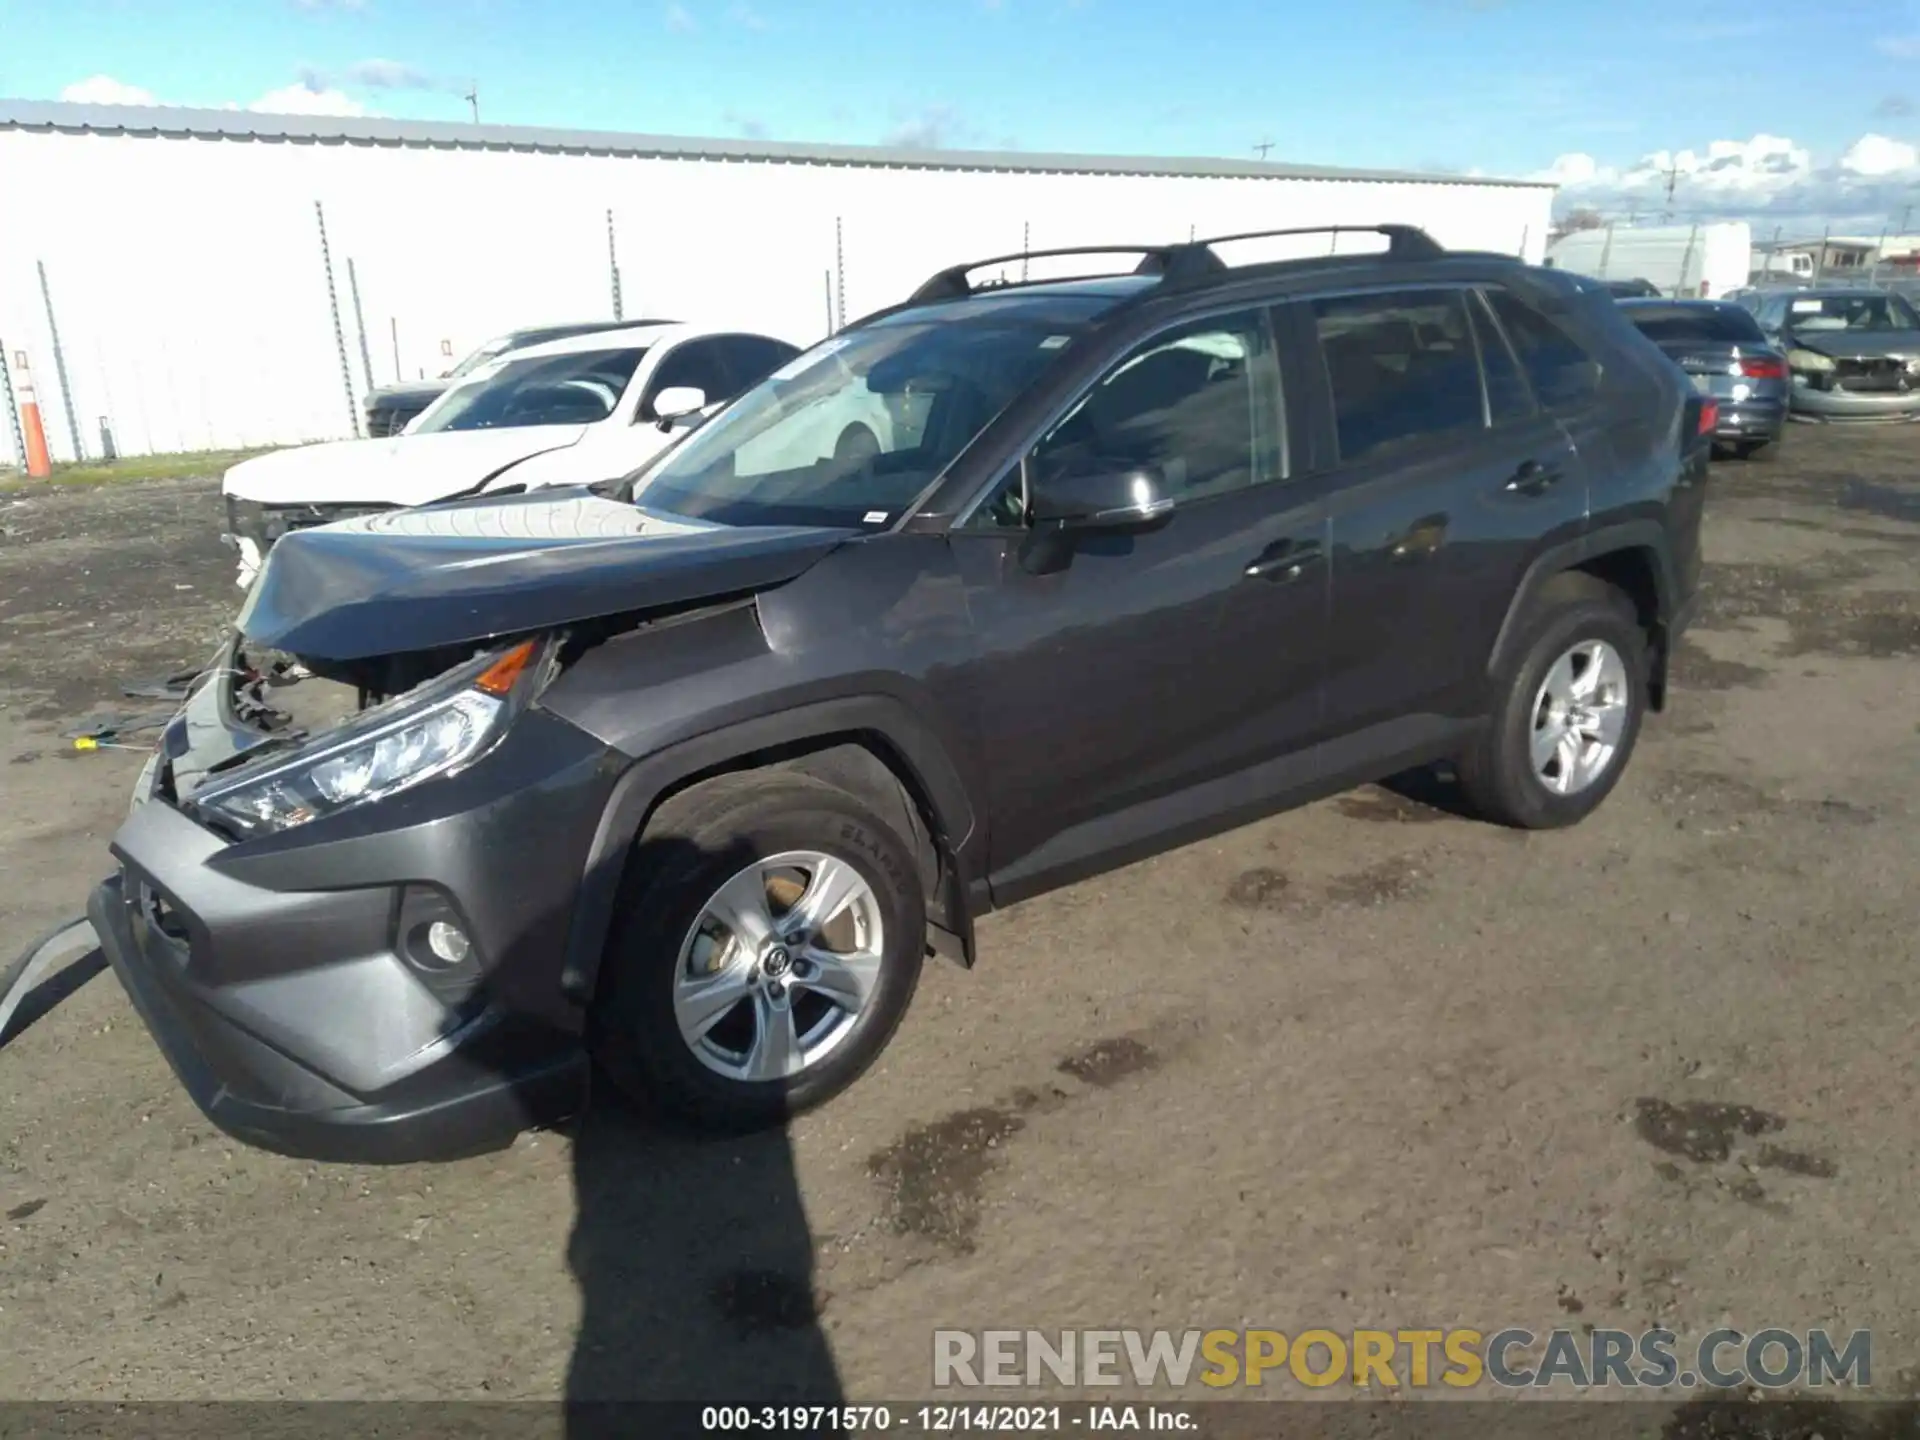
884,104,965,149
59,75,157,105
1537,130,1920,228
251,83,370,117
1839,133,1918,177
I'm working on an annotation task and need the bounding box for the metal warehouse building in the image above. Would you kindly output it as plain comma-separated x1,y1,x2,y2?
0,99,1554,462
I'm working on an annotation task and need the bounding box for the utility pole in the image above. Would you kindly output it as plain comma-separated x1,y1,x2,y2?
1253,140,1274,161
1661,162,1680,222
464,82,479,123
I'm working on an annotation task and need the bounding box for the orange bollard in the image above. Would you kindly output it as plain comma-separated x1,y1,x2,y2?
13,351,51,478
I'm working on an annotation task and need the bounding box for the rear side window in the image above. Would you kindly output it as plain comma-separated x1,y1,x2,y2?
1312,289,1483,463
1485,288,1600,411
1470,293,1534,424
1623,304,1767,345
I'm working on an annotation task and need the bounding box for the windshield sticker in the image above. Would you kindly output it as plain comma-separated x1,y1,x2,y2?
1039,335,1071,349
862,511,889,524
770,336,851,382
1791,299,1823,313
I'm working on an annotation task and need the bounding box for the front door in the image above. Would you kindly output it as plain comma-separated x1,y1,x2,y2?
950,307,1332,902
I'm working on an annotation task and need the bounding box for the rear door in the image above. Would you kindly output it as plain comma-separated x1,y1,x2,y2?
1302,284,1587,729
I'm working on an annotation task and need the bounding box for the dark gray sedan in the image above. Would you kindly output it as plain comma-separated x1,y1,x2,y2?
1619,299,1790,459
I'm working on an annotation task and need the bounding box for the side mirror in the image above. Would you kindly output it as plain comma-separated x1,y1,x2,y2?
1029,464,1174,534
651,386,708,428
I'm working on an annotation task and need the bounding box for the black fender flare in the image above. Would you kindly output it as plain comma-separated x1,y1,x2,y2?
558,697,979,1002
1485,521,1677,680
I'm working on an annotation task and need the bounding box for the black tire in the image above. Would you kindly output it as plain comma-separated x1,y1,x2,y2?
591,771,925,1131
1456,576,1648,830
1734,437,1779,462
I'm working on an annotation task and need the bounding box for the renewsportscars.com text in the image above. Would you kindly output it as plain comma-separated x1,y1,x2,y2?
932,1327,1872,1391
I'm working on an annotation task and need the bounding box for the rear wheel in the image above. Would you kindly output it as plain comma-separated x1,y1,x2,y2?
1733,437,1779,462
591,772,926,1130
1457,577,1648,829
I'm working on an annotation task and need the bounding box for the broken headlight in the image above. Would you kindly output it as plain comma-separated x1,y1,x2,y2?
189,637,552,838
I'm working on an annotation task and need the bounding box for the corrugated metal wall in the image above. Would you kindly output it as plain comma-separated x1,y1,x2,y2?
0,129,1552,462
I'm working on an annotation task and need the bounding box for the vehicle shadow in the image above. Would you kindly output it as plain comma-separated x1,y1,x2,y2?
561,830,844,1432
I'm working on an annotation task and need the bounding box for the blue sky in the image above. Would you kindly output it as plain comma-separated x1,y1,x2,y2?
6,0,1920,222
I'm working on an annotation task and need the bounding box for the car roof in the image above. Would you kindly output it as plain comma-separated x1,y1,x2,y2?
489,321,708,362
1618,298,1738,310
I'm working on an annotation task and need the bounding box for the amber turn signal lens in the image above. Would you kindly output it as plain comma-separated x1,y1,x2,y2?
473,640,539,697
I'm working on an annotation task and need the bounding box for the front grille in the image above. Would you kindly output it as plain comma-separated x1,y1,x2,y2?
1835,358,1912,394
228,499,397,547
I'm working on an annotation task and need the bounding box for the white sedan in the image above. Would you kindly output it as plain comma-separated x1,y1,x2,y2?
222,323,801,586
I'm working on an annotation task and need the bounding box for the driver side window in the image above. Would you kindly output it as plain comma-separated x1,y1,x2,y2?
640,340,732,422
971,310,1284,529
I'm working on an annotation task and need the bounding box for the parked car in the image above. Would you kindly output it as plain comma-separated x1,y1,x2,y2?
363,320,646,437
222,323,802,586
92,226,1711,1160
1602,278,1662,299
1749,288,1920,422
1617,298,1788,459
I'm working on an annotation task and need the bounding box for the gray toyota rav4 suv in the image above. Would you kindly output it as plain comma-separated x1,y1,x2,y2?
91,226,1710,1161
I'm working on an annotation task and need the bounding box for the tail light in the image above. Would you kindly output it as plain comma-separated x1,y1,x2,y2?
1738,357,1786,380
1698,399,1720,434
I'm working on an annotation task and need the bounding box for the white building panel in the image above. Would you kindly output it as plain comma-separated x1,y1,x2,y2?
0,103,1553,462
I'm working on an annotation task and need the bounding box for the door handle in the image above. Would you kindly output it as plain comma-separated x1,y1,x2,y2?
1244,538,1324,583
1505,460,1565,496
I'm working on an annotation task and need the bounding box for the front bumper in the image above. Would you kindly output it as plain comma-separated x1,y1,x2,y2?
94,698,620,1163
1789,381,1920,422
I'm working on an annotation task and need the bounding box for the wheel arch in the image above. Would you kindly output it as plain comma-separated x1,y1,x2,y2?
559,698,981,1007
1488,524,1677,712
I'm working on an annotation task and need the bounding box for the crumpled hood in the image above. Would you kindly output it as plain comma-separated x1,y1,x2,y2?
222,426,590,507
1786,330,1920,361
235,487,854,660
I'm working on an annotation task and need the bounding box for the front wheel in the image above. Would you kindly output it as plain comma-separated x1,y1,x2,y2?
591,772,926,1130
1457,578,1648,829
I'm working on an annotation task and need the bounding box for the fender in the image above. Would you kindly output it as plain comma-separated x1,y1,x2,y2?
557,696,980,1002
1486,520,1676,680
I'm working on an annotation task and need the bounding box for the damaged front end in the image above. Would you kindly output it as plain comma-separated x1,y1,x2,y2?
1785,345,1920,421
154,632,559,839
223,496,399,589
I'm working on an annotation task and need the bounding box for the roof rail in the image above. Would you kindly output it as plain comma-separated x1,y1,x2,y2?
906,244,1197,304
903,224,1445,307
1188,223,1445,261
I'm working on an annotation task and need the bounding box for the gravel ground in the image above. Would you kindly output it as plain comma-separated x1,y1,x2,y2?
0,429,1915,1422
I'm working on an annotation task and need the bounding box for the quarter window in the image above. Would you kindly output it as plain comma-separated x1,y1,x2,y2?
1485,287,1600,411
1312,289,1484,462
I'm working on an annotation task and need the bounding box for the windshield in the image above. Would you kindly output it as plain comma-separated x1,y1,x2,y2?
1784,294,1920,333
1626,304,1766,344
411,347,646,433
447,335,518,378
631,313,1084,528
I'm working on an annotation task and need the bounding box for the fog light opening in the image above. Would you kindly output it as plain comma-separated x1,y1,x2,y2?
397,885,485,1006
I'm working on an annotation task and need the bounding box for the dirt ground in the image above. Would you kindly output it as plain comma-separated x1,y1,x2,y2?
0,430,1915,1416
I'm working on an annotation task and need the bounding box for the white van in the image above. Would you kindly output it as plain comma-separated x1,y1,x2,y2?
1544,221,1752,300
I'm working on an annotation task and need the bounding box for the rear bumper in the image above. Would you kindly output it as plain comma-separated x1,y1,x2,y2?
1712,398,1787,445
91,874,585,1163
